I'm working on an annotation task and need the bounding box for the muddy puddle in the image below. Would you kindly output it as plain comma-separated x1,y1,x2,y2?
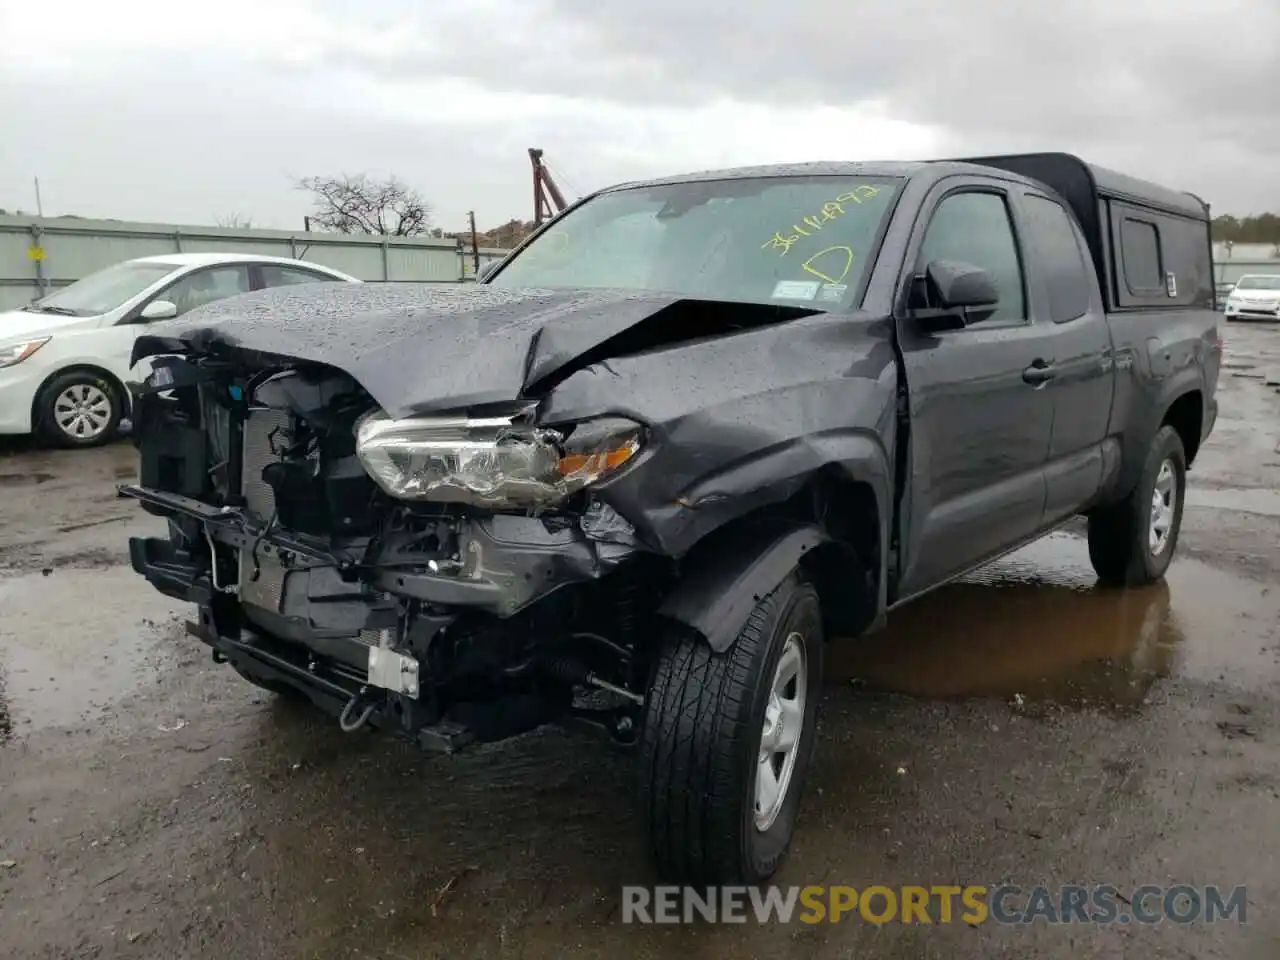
0,529,1275,741
0,565,182,740
1185,485,1280,518
829,531,1279,709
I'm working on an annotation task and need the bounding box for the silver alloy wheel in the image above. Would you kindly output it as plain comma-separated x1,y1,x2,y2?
754,631,807,832
1149,458,1177,556
54,383,113,440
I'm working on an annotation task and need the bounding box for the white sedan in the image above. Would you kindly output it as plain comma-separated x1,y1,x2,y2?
1223,274,1280,322
0,253,359,447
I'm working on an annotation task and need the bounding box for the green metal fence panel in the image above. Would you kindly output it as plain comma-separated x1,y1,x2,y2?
0,215,509,309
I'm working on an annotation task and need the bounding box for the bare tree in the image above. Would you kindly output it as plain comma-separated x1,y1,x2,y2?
215,212,254,229
295,174,432,236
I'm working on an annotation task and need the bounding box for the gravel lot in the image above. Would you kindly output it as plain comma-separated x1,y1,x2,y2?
2,322,1279,959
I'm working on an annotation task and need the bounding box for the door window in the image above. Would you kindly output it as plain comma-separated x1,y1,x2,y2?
260,265,335,287
1023,195,1091,322
918,191,1026,324
159,265,252,317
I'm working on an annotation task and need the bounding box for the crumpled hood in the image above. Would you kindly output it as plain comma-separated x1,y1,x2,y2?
133,282,683,417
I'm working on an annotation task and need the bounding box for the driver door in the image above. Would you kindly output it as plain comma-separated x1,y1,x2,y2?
894,180,1055,598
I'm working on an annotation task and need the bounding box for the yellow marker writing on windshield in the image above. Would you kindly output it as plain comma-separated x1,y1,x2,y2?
762,231,802,255
836,185,882,205
761,185,883,256
801,246,855,285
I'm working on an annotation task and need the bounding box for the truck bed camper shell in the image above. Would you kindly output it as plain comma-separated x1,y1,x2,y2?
950,151,1213,311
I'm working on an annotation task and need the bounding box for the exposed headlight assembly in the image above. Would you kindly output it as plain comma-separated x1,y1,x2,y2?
0,338,50,369
355,411,644,510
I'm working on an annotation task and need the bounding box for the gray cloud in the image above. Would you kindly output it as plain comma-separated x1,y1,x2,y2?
325,0,1279,212
0,54,665,229
3,0,1276,226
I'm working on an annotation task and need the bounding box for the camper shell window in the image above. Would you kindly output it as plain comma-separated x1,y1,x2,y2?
1119,217,1163,293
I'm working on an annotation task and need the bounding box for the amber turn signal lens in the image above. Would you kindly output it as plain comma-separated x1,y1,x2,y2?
557,443,638,477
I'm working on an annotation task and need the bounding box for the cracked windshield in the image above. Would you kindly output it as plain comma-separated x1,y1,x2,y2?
492,177,900,308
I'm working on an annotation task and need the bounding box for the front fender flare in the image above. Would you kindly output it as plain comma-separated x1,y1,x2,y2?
657,519,828,653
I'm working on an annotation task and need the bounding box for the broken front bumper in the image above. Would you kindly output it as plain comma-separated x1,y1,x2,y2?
121,482,638,747
121,483,636,619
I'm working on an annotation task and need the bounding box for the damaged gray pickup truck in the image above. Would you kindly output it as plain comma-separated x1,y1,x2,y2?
121,153,1220,884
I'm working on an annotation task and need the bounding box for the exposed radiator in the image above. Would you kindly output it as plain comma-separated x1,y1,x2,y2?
242,408,290,523
239,408,290,609
236,409,383,649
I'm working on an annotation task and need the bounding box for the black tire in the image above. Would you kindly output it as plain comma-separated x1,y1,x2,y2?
638,573,823,885
34,370,124,448
1087,425,1187,586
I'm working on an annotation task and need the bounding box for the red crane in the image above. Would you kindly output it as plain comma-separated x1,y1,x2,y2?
529,148,567,227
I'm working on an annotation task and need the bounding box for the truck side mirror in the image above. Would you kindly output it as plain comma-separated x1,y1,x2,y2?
911,259,999,328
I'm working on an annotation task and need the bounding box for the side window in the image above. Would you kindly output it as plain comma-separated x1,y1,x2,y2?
1023,195,1091,322
159,265,251,317
1120,217,1163,293
918,191,1025,324
260,265,334,287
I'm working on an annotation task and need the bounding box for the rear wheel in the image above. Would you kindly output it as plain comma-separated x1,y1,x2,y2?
1087,425,1187,586
638,573,823,884
34,370,123,448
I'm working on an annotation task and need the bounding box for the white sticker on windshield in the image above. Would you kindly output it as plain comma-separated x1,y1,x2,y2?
818,283,848,302
772,280,820,301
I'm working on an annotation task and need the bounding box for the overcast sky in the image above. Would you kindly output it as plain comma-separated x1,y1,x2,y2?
1,0,1274,234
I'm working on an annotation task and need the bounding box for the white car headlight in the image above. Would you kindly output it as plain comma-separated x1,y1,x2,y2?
0,337,50,369
355,411,644,510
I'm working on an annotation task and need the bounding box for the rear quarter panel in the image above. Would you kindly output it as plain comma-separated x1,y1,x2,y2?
1096,194,1221,496
1103,306,1220,497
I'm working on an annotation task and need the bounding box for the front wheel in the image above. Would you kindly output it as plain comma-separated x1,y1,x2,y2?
637,573,823,885
1087,425,1187,586
34,370,123,448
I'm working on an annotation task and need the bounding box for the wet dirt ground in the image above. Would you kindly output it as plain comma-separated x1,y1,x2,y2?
2,323,1279,959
